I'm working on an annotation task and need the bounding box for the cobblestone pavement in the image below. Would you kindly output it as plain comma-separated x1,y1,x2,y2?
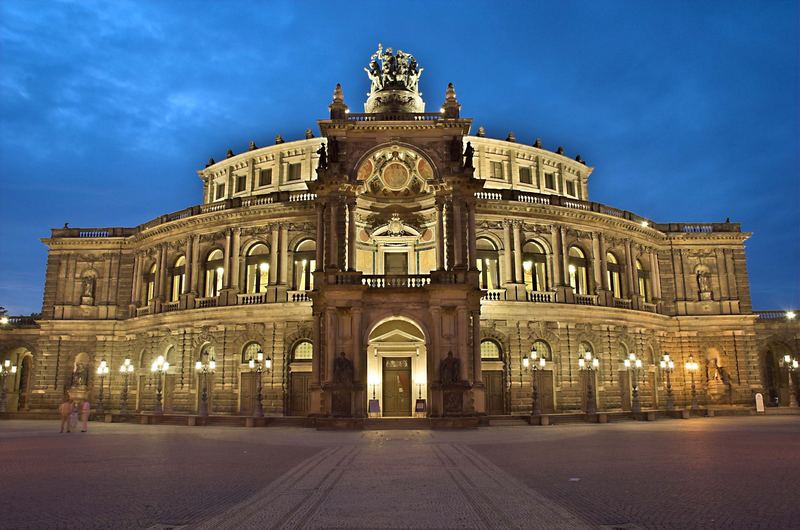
0,416,797,529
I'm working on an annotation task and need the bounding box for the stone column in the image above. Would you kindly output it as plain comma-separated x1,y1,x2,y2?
435,201,445,270
513,222,523,283
725,249,738,299
230,228,241,291
191,236,201,294
351,307,363,417
457,308,469,381
591,233,602,292
270,224,279,285
315,204,325,271
624,240,635,297
153,245,163,301
551,225,563,286
715,249,729,299
347,199,357,271
223,230,232,289
502,221,513,285
598,234,608,290
325,308,336,383
649,251,661,300
183,238,193,295
452,199,464,268
279,224,289,284
328,201,338,269
467,204,477,270
471,311,482,384
131,254,141,306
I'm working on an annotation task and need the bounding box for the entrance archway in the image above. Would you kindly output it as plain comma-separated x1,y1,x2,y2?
1,347,34,411
367,317,427,417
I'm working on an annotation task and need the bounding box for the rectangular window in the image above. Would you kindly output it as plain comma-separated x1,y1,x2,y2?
544,173,555,190
490,161,504,180
216,183,226,200
287,163,301,181
566,180,575,196
519,166,532,185
236,174,247,193
258,168,272,187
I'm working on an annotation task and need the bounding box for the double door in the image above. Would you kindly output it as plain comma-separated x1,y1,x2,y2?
383,357,411,416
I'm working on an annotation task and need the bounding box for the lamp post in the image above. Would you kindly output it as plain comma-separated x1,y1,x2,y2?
779,355,799,408
96,359,109,417
624,353,643,414
150,355,170,415
659,353,675,411
578,350,599,415
0,359,18,413
119,357,134,416
524,346,547,416
194,358,216,417
685,354,699,410
248,349,271,418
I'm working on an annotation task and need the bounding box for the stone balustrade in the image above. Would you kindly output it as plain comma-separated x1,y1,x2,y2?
481,289,506,301
575,294,599,306
195,297,218,309
614,298,633,309
526,290,556,303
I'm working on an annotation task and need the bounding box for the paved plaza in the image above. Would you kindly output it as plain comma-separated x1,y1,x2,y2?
0,416,798,529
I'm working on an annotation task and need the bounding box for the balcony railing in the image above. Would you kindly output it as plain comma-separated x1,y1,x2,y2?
613,298,633,309
526,290,556,303
755,310,798,321
162,301,180,313
238,293,267,305
362,274,432,288
575,294,599,306
135,306,152,317
196,297,218,309
288,291,311,302
481,289,506,301
642,302,657,313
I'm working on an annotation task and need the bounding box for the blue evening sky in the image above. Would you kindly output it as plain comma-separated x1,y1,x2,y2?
0,0,797,314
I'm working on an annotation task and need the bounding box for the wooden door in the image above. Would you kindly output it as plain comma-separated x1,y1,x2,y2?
484,371,505,415
383,358,411,416
289,372,310,416
538,371,555,413
240,372,258,415
385,253,408,275
619,370,631,411
163,375,176,413
16,357,31,411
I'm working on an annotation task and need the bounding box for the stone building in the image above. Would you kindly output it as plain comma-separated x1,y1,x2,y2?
1,46,798,419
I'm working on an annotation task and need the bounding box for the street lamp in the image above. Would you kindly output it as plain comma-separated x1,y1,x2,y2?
0,359,18,413
96,359,109,416
118,357,134,416
685,354,699,410
624,353,644,414
578,349,599,415
150,355,170,415
779,354,799,408
524,346,547,416
659,353,675,411
247,348,268,418
194,357,216,417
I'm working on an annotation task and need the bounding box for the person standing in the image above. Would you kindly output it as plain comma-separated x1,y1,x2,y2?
69,400,79,432
80,398,91,432
58,396,72,433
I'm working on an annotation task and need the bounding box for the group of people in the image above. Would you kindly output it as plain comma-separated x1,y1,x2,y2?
58,396,91,433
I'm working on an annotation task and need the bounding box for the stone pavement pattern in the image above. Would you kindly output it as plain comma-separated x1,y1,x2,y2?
0,417,798,529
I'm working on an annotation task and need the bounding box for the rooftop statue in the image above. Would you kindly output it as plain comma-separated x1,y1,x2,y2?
364,43,424,97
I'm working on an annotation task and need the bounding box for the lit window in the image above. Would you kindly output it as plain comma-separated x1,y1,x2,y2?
293,240,316,291
245,243,270,293
566,180,575,196
480,340,502,360
636,259,651,302
235,175,247,193
476,238,500,290
606,252,622,298
544,173,555,189
216,183,226,200
242,342,262,364
169,256,185,302
293,340,313,361
204,249,224,297
568,246,589,295
522,241,548,292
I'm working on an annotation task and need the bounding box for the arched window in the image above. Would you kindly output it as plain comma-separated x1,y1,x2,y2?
636,259,651,302
578,341,594,360
164,345,174,365
292,340,313,361
606,252,622,298
480,339,502,360
204,249,224,297
531,340,552,361
143,263,156,305
242,342,263,364
245,243,270,294
169,256,185,302
476,238,500,290
522,241,548,292
568,246,589,295
293,240,316,291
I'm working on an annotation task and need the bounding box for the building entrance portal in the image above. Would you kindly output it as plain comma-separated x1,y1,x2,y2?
367,318,427,418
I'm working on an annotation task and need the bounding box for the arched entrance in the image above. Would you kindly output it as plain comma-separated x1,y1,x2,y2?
763,345,794,406
367,317,427,417
1,347,33,412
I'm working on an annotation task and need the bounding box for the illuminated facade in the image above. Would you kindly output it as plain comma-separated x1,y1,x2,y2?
1,46,799,420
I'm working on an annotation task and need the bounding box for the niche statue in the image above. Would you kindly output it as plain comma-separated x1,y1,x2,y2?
333,351,354,385
439,351,460,385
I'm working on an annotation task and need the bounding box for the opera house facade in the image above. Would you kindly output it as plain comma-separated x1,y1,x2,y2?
1,47,798,423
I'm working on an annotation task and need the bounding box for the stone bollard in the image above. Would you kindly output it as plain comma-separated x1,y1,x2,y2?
681,409,691,419
597,413,608,423
245,417,255,428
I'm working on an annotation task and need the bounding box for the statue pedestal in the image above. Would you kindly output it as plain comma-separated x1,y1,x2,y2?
436,382,471,417
323,383,355,418
68,387,88,402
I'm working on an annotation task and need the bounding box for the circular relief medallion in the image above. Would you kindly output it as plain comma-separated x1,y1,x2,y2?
381,162,410,191
417,158,433,180
356,160,373,181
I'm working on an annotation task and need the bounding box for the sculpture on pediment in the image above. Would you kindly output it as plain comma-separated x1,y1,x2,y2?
364,44,425,113
464,142,475,169
316,143,327,172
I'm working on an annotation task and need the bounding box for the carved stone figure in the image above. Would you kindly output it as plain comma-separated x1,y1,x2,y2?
365,43,423,95
440,351,460,385
696,269,710,293
305,129,314,139
316,143,327,171
464,142,475,169
81,277,94,298
71,362,88,387
713,358,732,386
333,352,354,385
